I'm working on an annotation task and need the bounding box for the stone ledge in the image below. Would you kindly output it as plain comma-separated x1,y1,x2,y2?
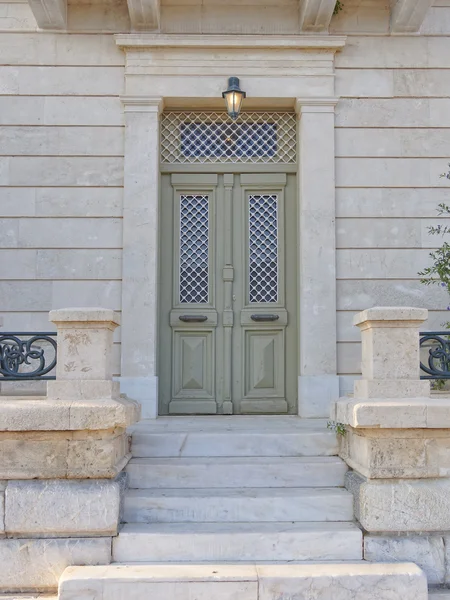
333,397,450,429
0,430,131,479
354,307,428,327
49,308,120,326
339,426,450,479
0,397,140,432
58,562,427,600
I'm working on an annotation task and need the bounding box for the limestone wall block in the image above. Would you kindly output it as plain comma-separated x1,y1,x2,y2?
67,2,131,31
364,535,445,585
340,427,450,478
0,219,19,248
394,69,450,97
337,128,450,158
34,188,123,218
336,98,435,128
336,220,423,248
0,537,111,592
0,96,123,126
0,429,131,479
0,3,37,30
0,250,36,279
66,431,130,478
0,482,5,536
0,126,124,157
337,280,449,311
0,435,69,479
336,187,450,219
335,36,429,69
421,6,450,33
7,157,123,187
346,471,450,532
0,188,36,217
51,281,122,312
19,218,122,248
0,66,123,96
36,249,122,280
5,478,123,537
0,33,124,66
336,157,443,188
337,249,432,279
336,69,394,97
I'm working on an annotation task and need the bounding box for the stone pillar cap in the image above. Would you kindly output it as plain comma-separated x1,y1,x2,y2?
49,308,120,325
353,307,428,327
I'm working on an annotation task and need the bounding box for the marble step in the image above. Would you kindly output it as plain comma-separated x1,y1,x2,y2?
59,562,427,600
0,596,57,599
429,592,450,599
131,423,337,458
113,522,363,562
123,487,354,523
126,456,348,489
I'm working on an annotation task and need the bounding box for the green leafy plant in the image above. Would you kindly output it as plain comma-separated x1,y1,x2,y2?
327,421,346,436
419,165,450,294
419,164,450,392
333,0,344,14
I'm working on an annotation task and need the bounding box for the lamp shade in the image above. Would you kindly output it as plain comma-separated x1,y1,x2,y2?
222,77,246,119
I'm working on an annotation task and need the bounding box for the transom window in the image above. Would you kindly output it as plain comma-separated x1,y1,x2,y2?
161,111,296,164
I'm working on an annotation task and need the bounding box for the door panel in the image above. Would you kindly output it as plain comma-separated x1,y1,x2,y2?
158,172,297,415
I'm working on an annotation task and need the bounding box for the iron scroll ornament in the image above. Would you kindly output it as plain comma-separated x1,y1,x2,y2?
0,332,57,380
420,332,450,379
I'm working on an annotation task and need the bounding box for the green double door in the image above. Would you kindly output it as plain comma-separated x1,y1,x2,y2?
158,172,298,415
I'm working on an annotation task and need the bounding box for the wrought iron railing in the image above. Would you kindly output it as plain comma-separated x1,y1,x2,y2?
420,331,450,379
0,333,57,381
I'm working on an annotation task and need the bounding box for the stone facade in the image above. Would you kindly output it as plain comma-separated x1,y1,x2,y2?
1,0,450,417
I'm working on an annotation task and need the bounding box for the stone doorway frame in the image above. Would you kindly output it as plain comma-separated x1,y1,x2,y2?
115,33,346,419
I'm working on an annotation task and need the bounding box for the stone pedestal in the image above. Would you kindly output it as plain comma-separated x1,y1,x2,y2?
0,307,140,593
332,306,450,583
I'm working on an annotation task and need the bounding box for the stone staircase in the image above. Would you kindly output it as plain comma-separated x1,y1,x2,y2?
58,416,428,599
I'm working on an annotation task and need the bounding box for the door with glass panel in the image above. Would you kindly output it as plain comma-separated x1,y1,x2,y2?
158,172,297,415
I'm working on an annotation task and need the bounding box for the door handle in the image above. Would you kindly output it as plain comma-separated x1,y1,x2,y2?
250,314,280,322
179,315,208,323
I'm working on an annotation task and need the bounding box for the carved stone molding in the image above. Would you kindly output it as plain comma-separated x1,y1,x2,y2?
299,0,337,32
27,0,66,29
390,0,434,32
127,0,160,31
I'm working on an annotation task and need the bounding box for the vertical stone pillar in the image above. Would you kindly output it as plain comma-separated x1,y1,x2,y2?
353,307,430,399
296,99,339,418
47,307,120,400
0,307,140,591
332,307,450,584
119,97,164,419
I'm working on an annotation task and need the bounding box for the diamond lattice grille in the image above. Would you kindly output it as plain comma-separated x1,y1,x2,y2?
179,195,209,304
249,194,278,303
161,112,296,164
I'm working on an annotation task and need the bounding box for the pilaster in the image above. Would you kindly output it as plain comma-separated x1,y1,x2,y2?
296,98,339,418
119,96,163,419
